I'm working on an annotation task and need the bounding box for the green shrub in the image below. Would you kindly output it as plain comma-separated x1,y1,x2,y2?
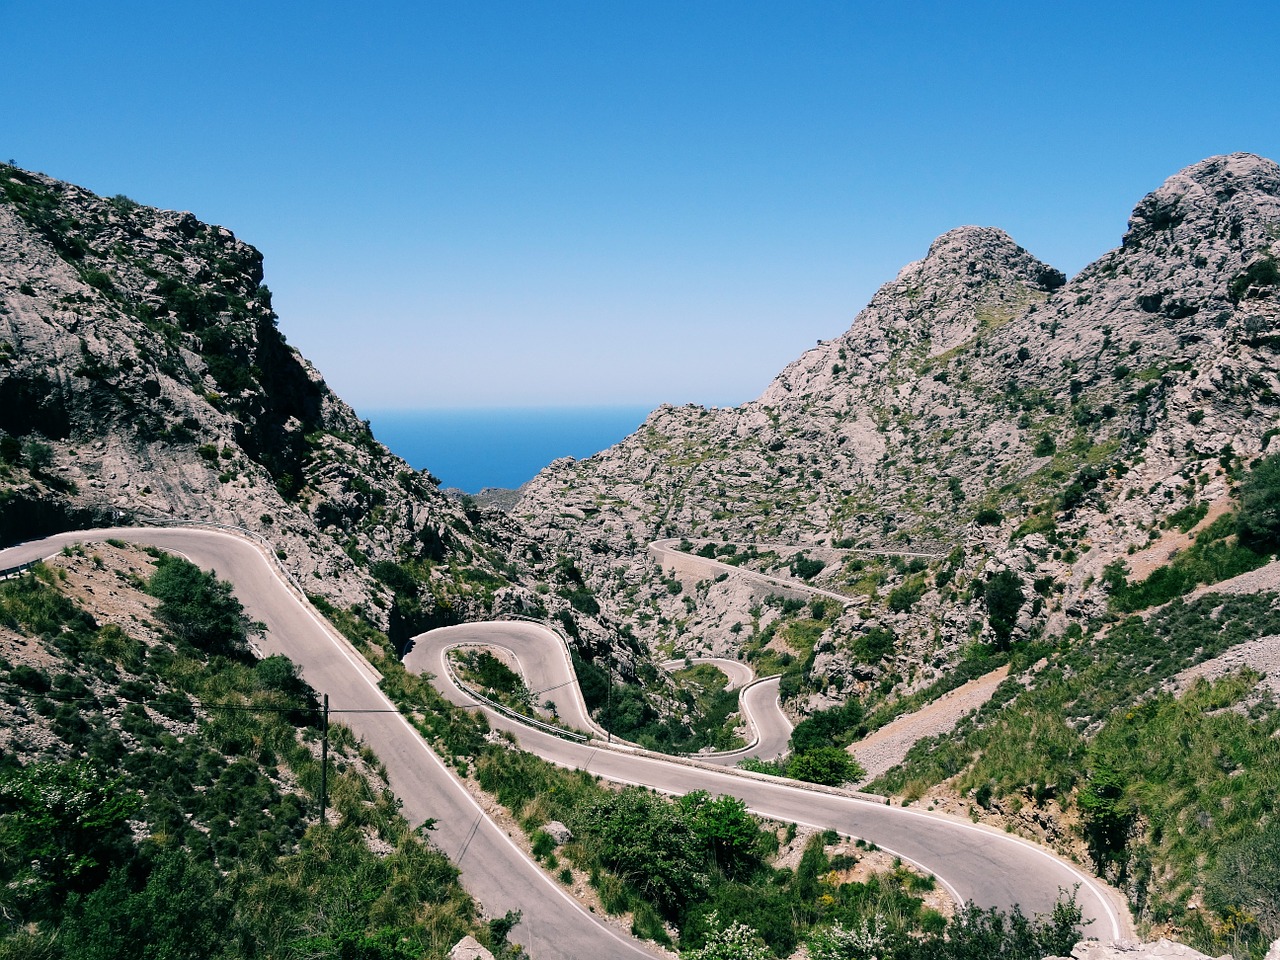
1228,256,1280,302
147,554,257,659
1237,453,1280,553
790,554,826,580
887,575,926,613
786,747,864,786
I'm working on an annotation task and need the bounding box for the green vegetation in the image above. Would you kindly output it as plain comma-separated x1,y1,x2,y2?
790,552,827,580
1227,255,1279,302
571,653,743,752
1103,511,1268,613
981,570,1025,650
148,552,260,658
471,747,1077,959
1236,453,1280,553
869,591,1280,957
785,747,864,786
449,648,538,722
0,554,492,959
1165,501,1208,534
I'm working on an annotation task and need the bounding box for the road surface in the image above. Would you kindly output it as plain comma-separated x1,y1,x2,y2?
1,527,1129,954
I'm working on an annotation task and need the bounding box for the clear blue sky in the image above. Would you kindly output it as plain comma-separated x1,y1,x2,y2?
6,1,1278,410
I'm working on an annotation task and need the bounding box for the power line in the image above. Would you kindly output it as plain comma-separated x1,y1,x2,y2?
6,689,403,715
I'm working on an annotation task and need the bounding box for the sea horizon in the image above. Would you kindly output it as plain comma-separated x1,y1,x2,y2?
364,405,657,494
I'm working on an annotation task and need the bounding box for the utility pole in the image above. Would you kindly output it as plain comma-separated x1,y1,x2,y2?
605,651,612,744
319,693,329,826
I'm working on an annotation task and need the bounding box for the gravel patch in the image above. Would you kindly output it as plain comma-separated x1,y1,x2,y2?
851,665,1010,781
1166,634,1280,700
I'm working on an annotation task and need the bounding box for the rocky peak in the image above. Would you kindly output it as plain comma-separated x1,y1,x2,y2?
758,225,1061,406
516,151,1280,695
923,225,1064,291
998,153,1280,414
1124,152,1280,251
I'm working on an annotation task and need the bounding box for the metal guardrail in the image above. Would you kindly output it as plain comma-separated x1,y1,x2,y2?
0,559,38,581
441,643,589,743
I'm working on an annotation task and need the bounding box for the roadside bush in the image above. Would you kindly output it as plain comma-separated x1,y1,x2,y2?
572,787,708,917
148,554,257,658
791,554,826,580
791,698,865,754
786,747,864,786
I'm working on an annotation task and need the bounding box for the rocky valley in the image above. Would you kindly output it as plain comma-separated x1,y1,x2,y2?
2,154,1279,959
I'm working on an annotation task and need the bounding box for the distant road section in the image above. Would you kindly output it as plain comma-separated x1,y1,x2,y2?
650,538,859,607
408,624,1127,940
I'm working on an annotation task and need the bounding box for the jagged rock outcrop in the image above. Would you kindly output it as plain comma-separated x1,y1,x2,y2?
0,165,551,637
515,153,1280,708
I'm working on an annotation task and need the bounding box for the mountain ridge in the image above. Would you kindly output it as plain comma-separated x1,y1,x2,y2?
514,150,1280,698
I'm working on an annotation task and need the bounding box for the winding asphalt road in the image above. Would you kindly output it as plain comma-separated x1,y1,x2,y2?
656,657,792,764
1,527,1130,956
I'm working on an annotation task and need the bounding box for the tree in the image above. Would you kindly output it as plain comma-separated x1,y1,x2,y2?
984,570,1024,650
1077,752,1134,874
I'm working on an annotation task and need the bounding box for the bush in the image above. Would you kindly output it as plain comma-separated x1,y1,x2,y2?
786,747,864,786
571,787,707,916
1205,821,1280,945
147,554,257,659
790,698,864,754
790,555,826,580
0,760,138,904
887,576,926,613
1228,256,1280,302
1237,453,1280,552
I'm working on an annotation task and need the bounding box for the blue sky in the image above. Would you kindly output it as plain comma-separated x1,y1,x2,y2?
6,1,1278,410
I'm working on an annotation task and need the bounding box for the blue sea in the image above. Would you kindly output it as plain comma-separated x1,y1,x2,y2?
365,406,654,494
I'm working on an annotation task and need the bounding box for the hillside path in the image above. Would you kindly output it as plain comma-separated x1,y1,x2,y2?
851,665,1011,782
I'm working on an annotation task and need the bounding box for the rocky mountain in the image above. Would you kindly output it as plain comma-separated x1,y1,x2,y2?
514,153,1280,709
0,164,557,643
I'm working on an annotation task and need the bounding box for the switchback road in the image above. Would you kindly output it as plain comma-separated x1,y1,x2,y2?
2,527,1129,956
